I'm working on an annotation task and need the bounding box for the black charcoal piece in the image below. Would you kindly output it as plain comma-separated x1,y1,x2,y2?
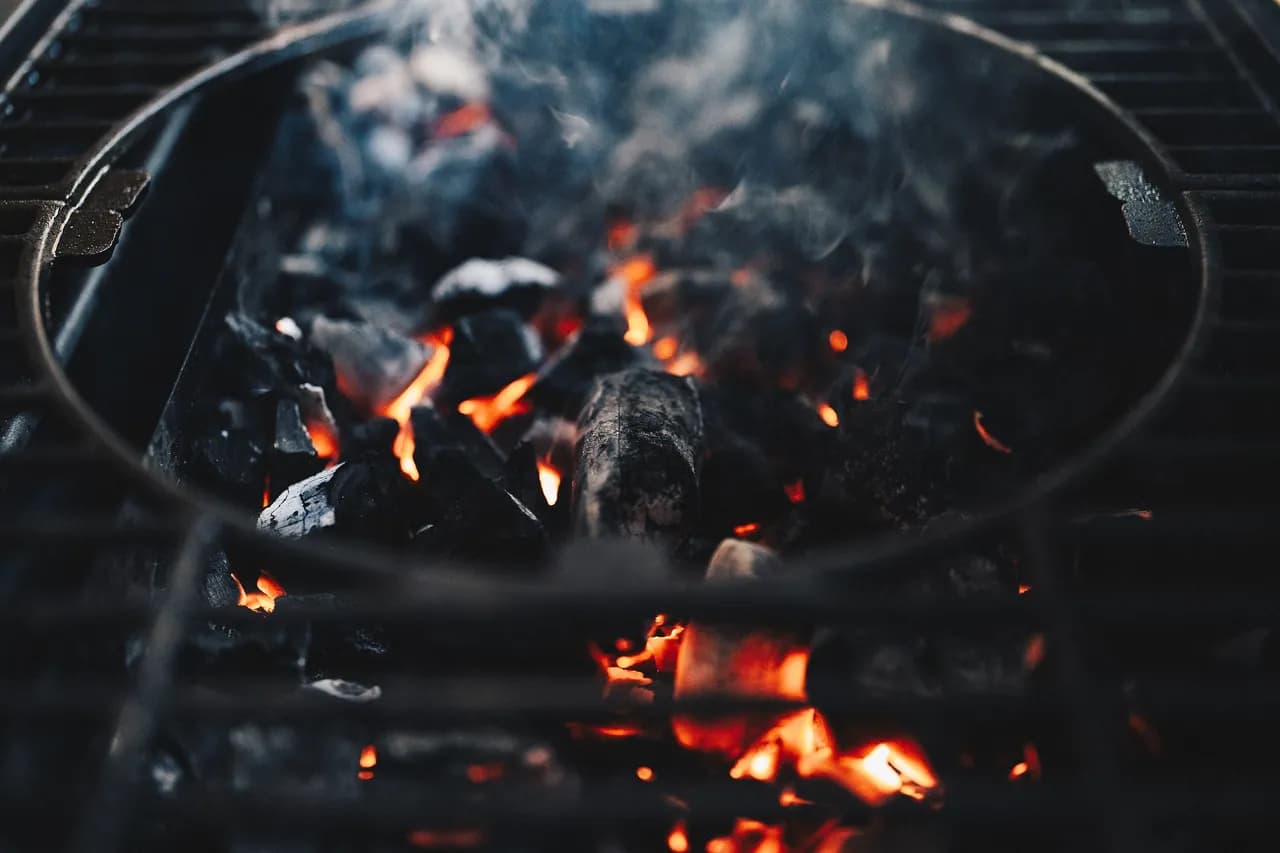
342,416,401,460
259,465,341,538
271,398,324,487
439,308,542,402
431,257,560,323
308,316,432,412
222,312,335,397
178,611,308,683
528,316,639,418
573,369,703,541
189,427,265,506
275,593,390,679
326,458,419,542
699,279,823,389
409,404,506,482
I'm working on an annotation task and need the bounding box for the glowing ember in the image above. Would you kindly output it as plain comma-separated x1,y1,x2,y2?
1009,761,1029,779
733,522,760,538
853,368,870,401
537,460,561,506
667,820,690,853
783,480,805,503
261,477,270,509
406,829,486,849
1021,743,1043,779
379,330,452,481
1024,633,1047,670
615,256,658,345
305,419,339,462
926,296,973,341
828,329,849,352
817,403,839,428
231,572,286,614
1018,583,1031,595
358,743,376,780
708,819,785,853
433,101,492,138
466,763,504,783
635,765,654,782
973,410,1013,454
607,219,638,252
457,372,536,433
653,336,679,361
665,351,703,377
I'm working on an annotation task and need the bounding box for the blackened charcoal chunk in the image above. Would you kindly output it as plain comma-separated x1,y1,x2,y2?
229,722,362,794
271,398,323,487
259,465,341,538
379,730,575,804
410,404,506,482
308,316,431,412
413,448,546,562
342,416,400,460
221,312,335,397
431,257,560,324
503,441,559,529
574,370,703,542
327,458,419,542
178,612,308,683
203,551,239,608
528,316,639,418
190,427,265,506
440,309,543,402
275,593,389,680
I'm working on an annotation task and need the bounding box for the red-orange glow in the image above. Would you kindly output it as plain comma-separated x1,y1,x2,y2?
457,373,536,433
733,522,760,538
707,819,786,853
537,460,561,506
379,330,452,481
305,419,339,462
261,477,271,509
358,743,376,780
1024,633,1047,671
1018,583,1031,595
818,403,839,428
615,638,633,653
615,256,658,346
853,368,870,401
466,763,504,783
927,296,973,342
1009,761,1029,779
973,410,1013,454
231,572,286,614
566,722,646,740
653,336,679,361
778,788,811,807
636,765,654,782
433,101,492,138
665,351,703,377
607,219,638,252
667,820,689,853
407,829,486,849
680,187,728,230
1022,743,1043,779
784,480,806,504
828,330,849,352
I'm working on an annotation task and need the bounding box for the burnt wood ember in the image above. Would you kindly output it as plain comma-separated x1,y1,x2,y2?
259,465,341,538
189,422,266,506
698,277,824,390
222,312,336,398
340,415,400,460
274,593,390,680
410,405,507,482
638,269,733,335
673,540,808,756
440,308,543,402
271,398,324,488
308,316,431,412
430,256,560,324
528,317,640,418
573,369,704,542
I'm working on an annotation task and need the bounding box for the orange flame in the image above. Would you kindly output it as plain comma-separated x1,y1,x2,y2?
973,410,1013,454
615,256,657,346
358,743,377,780
537,460,561,506
433,101,492,138
636,765,654,781
653,336,679,361
665,351,704,377
1018,583,1031,595
667,820,690,853
817,403,839,428
853,368,870,401
707,820,786,853
231,572,286,614
305,419,339,462
261,476,271,509
733,522,760,538
379,331,452,481
828,330,849,353
458,372,537,433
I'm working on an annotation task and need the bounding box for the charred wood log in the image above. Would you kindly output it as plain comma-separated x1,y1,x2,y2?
528,316,640,418
572,369,703,542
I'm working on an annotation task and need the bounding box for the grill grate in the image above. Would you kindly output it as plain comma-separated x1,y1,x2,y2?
1,0,1279,851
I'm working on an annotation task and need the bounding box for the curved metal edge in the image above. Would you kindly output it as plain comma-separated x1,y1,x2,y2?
15,0,1217,588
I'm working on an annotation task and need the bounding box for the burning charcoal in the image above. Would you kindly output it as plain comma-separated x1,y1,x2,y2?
528,316,640,417
271,398,324,487
440,309,543,402
431,257,560,324
222,312,336,396
342,415,400,460
573,369,703,541
673,540,808,756
326,459,419,542
503,441,559,524
412,447,546,562
638,269,733,332
698,277,823,390
308,315,432,412
259,465,342,538
410,404,506,482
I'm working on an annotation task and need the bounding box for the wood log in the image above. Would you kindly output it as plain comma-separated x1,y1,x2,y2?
572,369,703,541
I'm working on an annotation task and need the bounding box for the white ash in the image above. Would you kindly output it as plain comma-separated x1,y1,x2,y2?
433,257,560,301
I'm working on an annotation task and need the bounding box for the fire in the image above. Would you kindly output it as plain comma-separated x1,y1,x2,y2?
828,329,848,352
457,372,536,433
667,820,690,853
636,765,654,781
707,820,786,853
783,480,805,504
433,101,492,138
537,460,561,506
231,572,286,614
817,403,839,428
852,368,870,401
1009,760,1029,779
664,351,703,377
379,330,452,481
614,255,657,346
305,419,339,462
926,295,973,341
358,743,376,780
607,219,638,252
653,336,679,361
1018,583,1031,595
973,410,1013,454
261,476,271,509
733,522,760,538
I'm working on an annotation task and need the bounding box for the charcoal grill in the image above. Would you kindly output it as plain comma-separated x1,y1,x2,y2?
1,1,1279,851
